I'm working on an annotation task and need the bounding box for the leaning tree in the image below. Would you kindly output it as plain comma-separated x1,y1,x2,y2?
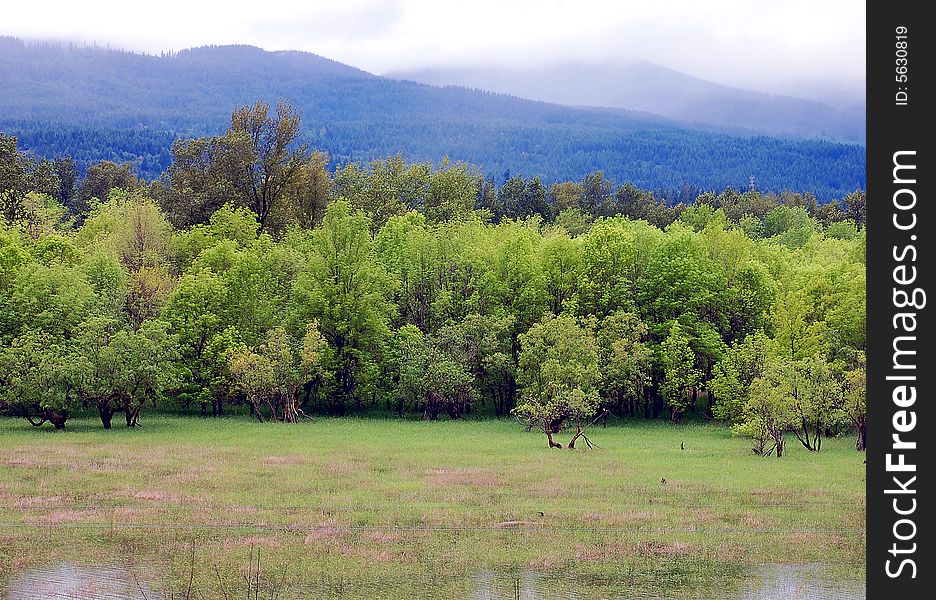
513,313,604,449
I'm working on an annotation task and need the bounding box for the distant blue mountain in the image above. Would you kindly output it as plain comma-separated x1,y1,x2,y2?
389,61,865,144
0,38,864,200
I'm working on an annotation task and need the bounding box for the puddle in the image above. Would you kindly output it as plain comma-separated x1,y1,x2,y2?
4,562,862,599
736,563,864,600
5,563,160,600
472,570,573,599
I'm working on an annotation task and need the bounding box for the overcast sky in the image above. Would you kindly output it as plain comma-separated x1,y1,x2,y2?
4,0,865,94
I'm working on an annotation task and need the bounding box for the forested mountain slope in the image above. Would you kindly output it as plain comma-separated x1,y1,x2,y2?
0,38,864,199
390,61,865,144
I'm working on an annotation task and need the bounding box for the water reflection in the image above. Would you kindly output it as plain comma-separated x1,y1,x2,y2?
6,563,159,600
6,562,862,599
471,564,864,600
736,563,864,600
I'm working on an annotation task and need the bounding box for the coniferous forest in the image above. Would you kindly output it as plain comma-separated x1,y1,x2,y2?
0,38,865,201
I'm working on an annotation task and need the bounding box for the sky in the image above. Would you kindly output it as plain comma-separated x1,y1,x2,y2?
3,0,865,96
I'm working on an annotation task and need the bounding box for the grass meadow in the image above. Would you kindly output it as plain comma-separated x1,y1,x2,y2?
0,415,865,598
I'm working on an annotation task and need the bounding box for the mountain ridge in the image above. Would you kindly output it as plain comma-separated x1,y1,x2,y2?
388,60,865,144
0,37,865,200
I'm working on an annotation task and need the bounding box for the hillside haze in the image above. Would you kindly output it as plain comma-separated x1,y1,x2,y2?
0,37,865,199
389,61,865,144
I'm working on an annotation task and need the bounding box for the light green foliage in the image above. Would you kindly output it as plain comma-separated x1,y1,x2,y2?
763,205,817,248
825,220,858,240
840,353,866,450
769,289,827,361
83,253,130,322
0,331,77,428
162,268,229,411
2,261,96,342
73,317,177,428
638,223,723,333
597,312,651,417
229,325,319,422
578,219,641,318
679,204,723,232
513,313,601,448
10,192,73,238
30,232,82,267
786,356,844,452
374,211,437,330
539,231,581,314
424,158,479,223
740,358,797,457
77,193,173,271
552,207,590,236
0,224,30,293
1,137,867,443
710,332,769,424
659,322,702,422
289,200,392,414
396,325,475,420
738,354,844,456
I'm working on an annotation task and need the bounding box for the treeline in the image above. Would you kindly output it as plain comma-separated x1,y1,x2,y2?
0,102,866,455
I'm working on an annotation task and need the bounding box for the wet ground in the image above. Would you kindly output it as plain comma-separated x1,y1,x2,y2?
4,564,159,600
5,562,863,599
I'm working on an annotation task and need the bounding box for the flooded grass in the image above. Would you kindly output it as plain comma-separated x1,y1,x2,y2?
5,561,863,599
6,563,159,599
0,416,865,598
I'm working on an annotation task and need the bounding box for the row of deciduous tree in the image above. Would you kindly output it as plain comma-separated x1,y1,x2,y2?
0,103,866,454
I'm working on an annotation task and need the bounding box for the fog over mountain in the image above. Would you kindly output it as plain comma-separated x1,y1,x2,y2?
0,38,865,199
389,61,864,144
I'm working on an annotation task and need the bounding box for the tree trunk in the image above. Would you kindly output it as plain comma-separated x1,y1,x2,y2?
545,430,562,449
422,391,442,420
568,425,583,449
856,419,867,451
98,405,114,429
48,411,68,430
125,407,140,427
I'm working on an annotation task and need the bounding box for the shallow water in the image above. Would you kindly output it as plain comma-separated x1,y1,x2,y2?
735,563,864,600
5,563,159,600
471,564,864,600
5,562,863,599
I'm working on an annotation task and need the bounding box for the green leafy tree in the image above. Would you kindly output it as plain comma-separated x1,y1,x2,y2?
513,313,601,449
741,359,796,457
539,231,581,314
433,313,516,417
76,161,138,214
229,325,322,422
660,322,702,423
396,325,475,420
165,100,312,232
840,353,866,451
710,332,770,424
290,200,392,414
598,312,651,417
787,356,843,452
0,332,77,429
162,268,229,414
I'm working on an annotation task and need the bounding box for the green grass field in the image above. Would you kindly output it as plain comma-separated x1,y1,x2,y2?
0,415,865,598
